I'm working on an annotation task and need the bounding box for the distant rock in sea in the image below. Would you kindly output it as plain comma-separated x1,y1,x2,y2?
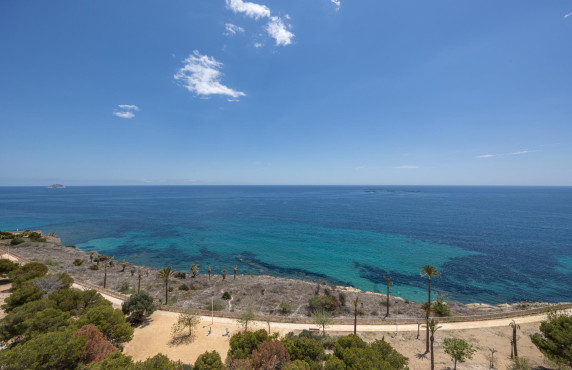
47,184,66,189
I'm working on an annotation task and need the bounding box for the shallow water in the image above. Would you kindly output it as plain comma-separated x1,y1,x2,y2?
1,186,570,304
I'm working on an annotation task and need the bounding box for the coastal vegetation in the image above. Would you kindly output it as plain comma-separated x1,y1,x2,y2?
420,265,441,353
530,307,572,367
443,338,475,369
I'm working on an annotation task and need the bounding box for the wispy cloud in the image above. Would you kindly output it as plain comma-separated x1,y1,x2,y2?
224,23,245,36
266,16,294,46
253,42,264,48
226,0,270,20
113,111,135,119
477,150,541,159
174,50,245,99
564,12,572,19
118,104,139,111
225,0,294,47
395,165,418,169
331,0,341,11
113,104,139,119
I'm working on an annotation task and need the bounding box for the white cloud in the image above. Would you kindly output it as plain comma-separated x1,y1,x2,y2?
477,154,496,158
266,16,294,46
510,150,530,155
117,104,139,111
224,23,245,36
226,0,270,20
253,42,264,48
174,50,245,99
564,12,572,19
113,104,139,119
395,165,418,169
331,0,341,11
113,111,135,119
477,150,541,158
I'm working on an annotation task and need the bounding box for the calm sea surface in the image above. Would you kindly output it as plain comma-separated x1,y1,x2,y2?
0,186,571,304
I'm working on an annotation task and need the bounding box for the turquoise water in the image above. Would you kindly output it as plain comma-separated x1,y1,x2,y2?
1,186,571,303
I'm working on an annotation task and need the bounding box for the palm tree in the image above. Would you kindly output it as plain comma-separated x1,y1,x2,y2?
353,297,359,335
420,265,441,353
120,260,128,272
233,265,238,280
222,269,227,281
159,266,175,304
423,319,442,370
190,264,199,278
383,275,393,317
207,265,212,280
509,320,520,358
137,267,144,293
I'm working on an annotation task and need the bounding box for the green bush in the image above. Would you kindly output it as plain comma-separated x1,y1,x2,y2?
77,305,134,344
10,237,25,245
65,245,76,248
174,272,186,279
282,336,325,365
178,283,189,291
122,291,156,323
73,259,83,266
283,360,311,370
309,295,341,313
44,258,60,266
0,259,19,274
531,312,572,367
222,291,232,300
280,302,292,314
89,264,99,270
433,295,451,317
228,329,273,360
195,350,224,370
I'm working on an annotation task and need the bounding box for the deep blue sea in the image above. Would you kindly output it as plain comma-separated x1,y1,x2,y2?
1,186,571,304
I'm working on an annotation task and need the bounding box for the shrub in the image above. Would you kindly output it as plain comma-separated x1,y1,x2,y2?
284,360,311,370
443,338,476,369
309,295,341,313
168,286,174,292
174,272,186,279
77,305,134,345
222,291,232,300
119,281,131,293
338,292,346,306
433,295,451,317
531,311,572,367
190,283,203,290
282,336,325,364
75,324,118,364
171,313,201,339
73,259,84,266
204,298,225,311
65,244,77,248
11,237,25,245
280,302,292,314
44,258,60,266
508,357,532,370
89,265,99,271
122,292,156,323
195,351,224,370
2,284,44,312
178,284,189,291
228,329,273,360
0,329,87,369
0,259,19,274
252,340,290,369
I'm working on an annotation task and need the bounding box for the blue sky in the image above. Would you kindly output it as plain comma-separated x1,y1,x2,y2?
1,0,571,185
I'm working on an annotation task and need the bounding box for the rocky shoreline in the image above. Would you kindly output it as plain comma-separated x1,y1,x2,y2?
0,238,559,320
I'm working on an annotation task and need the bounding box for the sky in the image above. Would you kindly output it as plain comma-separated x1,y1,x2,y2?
1,0,571,186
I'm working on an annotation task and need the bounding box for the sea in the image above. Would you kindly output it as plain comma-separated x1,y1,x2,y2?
0,186,570,304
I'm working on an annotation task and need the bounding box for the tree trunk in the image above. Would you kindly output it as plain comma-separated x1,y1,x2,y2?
426,277,431,353
430,334,434,370
513,327,518,357
354,307,357,335
103,265,107,288
165,281,168,305
138,275,141,294
454,359,457,370
386,283,390,317
510,339,514,359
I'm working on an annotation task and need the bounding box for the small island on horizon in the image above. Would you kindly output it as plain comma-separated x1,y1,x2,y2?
47,184,66,189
